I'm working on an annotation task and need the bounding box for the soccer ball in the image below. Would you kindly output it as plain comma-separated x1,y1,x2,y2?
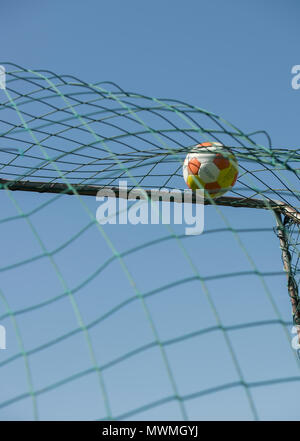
183,142,238,198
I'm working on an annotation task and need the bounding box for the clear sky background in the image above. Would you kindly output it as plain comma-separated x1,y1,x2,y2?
0,0,300,421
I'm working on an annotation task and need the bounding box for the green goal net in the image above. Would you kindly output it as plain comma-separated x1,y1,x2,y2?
0,63,299,420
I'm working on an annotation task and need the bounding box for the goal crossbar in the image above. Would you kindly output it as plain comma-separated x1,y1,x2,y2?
0,178,299,225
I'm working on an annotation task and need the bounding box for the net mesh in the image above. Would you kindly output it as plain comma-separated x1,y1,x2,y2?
0,63,299,420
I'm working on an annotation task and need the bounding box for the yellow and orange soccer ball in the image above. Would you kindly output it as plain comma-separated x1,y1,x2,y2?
183,142,238,199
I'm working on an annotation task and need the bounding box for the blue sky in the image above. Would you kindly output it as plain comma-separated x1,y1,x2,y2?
0,0,300,421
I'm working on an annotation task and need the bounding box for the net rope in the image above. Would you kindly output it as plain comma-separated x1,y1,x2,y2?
0,63,299,420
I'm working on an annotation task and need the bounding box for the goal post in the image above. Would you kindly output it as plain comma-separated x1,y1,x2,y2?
0,179,299,223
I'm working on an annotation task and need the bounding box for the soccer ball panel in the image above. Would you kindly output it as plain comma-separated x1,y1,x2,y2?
213,154,230,170
198,161,220,183
217,167,236,188
187,175,205,190
188,157,201,175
